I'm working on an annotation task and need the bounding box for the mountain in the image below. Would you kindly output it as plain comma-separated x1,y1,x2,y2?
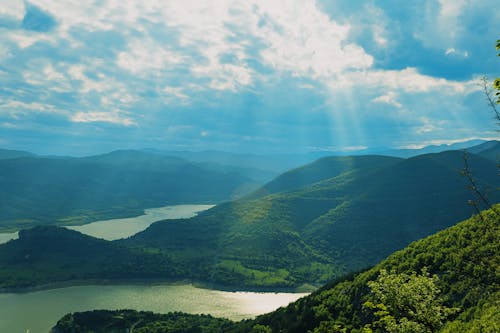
0,150,262,231
0,149,498,290
376,139,490,158
51,205,500,332
467,140,500,162
0,226,185,289
230,204,500,333
249,155,401,197
143,149,328,174
123,150,499,286
0,148,35,159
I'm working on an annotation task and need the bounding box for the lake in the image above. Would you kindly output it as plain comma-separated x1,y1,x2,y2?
0,284,308,333
66,204,214,240
0,204,214,244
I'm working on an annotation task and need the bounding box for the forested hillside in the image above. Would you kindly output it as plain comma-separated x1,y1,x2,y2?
0,149,498,290
0,150,261,231
124,149,500,285
51,205,500,332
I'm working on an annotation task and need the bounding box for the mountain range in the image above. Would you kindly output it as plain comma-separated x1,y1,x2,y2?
0,142,498,290
0,150,265,231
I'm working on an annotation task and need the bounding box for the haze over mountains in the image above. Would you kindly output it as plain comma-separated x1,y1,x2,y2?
0,139,497,232
0,150,265,231
0,141,498,291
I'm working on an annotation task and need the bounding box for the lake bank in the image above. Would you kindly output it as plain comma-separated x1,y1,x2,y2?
0,277,318,294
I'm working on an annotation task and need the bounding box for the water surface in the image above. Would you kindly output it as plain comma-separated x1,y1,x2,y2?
66,204,213,240
0,231,18,244
0,284,307,333
0,204,214,244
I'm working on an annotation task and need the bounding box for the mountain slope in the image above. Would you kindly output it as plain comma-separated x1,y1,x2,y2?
229,205,500,333
51,205,500,333
124,150,500,285
0,226,184,289
248,155,401,197
0,150,260,231
0,150,498,290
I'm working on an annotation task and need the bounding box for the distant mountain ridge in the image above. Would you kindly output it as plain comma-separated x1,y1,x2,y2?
0,150,264,231
0,148,35,159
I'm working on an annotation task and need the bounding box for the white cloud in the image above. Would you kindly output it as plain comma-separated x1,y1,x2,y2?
415,117,445,134
71,110,135,126
251,1,373,78
0,100,61,118
0,0,25,20
444,48,469,57
329,67,477,94
117,38,185,74
372,92,402,108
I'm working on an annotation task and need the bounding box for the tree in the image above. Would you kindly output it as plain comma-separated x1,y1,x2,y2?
363,269,458,333
495,39,500,104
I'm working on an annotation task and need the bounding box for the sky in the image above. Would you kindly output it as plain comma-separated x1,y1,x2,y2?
0,0,499,155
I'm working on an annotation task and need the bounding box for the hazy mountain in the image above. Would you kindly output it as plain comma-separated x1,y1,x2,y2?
0,150,262,231
467,140,500,161
0,148,35,160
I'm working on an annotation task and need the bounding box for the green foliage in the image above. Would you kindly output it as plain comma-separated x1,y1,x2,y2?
228,205,499,333
0,150,260,231
493,39,500,104
440,292,499,333
53,310,233,333
363,269,458,333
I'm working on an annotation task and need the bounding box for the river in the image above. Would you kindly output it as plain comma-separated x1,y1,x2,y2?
0,204,214,244
0,283,307,333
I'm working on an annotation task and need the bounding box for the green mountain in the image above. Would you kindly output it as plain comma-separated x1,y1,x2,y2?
0,226,183,289
230,205,500,333
0,150,498,290
0,150,260,231
467,140,500,162
51,205,500,333
123,150,500,285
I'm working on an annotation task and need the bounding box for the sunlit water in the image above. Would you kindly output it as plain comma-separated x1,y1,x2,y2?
0,205,306,332
0,204,214,244
66,204,214,240
0,284,308,333
0,231,18,244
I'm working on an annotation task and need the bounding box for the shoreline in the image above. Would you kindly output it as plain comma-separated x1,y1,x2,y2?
0,278,317,294
0,202,216,234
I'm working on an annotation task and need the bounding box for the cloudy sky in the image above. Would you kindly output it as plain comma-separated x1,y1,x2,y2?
0,0,499,155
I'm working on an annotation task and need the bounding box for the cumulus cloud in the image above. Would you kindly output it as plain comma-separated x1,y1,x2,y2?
0,0,498,154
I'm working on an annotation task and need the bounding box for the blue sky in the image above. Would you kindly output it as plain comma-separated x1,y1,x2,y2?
0,0,499,155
